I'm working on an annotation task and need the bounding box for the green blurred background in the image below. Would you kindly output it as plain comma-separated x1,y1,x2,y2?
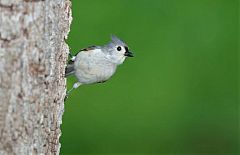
61,0,238,154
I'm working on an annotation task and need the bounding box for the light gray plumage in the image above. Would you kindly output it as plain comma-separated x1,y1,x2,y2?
65,35,133,97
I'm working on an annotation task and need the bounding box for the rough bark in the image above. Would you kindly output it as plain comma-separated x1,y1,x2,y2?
0,0,72,154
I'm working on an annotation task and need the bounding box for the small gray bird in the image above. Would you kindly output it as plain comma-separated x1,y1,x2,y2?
65,35,134,97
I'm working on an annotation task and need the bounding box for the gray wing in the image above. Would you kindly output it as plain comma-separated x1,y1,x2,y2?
81,45,98,51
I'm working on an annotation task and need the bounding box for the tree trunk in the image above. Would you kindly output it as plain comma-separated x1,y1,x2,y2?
0,0,72,154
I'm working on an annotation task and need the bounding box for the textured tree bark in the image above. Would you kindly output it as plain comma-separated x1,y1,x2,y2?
0,0,72,154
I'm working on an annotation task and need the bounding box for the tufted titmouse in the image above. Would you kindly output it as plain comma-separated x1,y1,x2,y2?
65,35,134,97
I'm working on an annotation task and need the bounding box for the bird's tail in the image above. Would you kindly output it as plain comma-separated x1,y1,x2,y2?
65,52,76,77
65,63,75,77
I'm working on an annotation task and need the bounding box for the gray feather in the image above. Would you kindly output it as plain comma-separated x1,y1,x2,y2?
65,63,75,77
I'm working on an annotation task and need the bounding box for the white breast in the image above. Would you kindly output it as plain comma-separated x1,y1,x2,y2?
74,49,117,84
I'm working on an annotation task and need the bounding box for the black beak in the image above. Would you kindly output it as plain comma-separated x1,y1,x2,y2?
124,51,134,57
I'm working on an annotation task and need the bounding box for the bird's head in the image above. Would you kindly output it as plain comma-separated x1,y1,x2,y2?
103,35,134,65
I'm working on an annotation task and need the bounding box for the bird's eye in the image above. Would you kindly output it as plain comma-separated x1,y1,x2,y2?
117,46,122,51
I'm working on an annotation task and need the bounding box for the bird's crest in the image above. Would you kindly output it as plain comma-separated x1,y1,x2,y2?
110,35,127,47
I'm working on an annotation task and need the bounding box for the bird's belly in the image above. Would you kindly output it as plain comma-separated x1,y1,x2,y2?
75,64,115,84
